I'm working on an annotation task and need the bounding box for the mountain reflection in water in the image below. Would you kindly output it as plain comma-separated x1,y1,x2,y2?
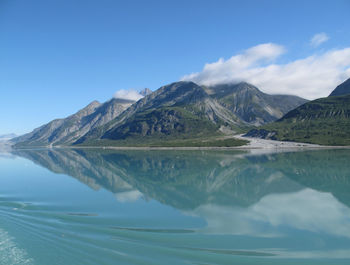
14,148,350,210
7,148,350,263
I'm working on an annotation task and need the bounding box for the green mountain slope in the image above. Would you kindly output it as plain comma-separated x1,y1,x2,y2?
329,78,350,97
246,95,350,145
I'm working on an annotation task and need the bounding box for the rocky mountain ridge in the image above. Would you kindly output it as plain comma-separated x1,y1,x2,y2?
77,81,307,146
13,98,135,147
206,82,307,126
13,81,307,147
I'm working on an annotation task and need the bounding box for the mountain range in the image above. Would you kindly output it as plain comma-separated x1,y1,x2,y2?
12,81,306,147
246,78,350,145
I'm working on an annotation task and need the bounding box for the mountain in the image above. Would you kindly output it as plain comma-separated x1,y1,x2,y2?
76,81,306,146
246,79,350,145
329,78,350,97
77,81,246,146
0,133,17,140
13,81,307,147
12,98,135,148
205,82,307,126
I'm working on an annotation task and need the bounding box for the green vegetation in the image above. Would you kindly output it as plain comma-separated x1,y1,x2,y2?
253,95,350,145
77,135,248,147
145,137,248,147
105,106,221,139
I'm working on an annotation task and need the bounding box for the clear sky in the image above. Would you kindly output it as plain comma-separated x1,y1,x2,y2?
1,0,350,135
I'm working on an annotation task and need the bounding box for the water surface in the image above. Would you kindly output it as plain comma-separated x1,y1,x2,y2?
1,148,350,264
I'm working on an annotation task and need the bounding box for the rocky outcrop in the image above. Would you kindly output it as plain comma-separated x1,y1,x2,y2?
139,88,152,96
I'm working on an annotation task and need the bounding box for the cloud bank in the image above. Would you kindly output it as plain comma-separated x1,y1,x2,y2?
310,32,329,47
113,89,144,101
182,43,350,99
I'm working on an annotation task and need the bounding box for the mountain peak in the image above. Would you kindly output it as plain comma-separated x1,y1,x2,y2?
139,88,152,96
329,78,350,97
75,100,101,117
235,82,260,92
207,82,259,98
87,100,101,108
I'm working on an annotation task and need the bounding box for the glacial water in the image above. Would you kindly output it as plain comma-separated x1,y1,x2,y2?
0,148,350,265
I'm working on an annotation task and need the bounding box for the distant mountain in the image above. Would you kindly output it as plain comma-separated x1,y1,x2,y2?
0,133,17,140
205,82,307,126
246,79,350,145
13,98,135,148
329,78,350,97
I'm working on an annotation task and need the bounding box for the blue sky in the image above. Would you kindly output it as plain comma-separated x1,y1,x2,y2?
1,0,350,135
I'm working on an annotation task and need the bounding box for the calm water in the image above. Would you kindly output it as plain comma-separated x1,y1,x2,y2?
0,148,350,265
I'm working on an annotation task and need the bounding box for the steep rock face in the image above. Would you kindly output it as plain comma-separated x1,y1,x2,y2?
13,98,134,147
12,101,101,147
329,78,350,97
206,82,308,126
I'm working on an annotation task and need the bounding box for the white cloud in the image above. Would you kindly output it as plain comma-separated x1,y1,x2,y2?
190,189,350,239
310,32,329,47
113,89,143,101
181,43,350,99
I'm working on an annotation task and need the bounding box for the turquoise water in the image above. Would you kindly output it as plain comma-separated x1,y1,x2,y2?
1,148,350,265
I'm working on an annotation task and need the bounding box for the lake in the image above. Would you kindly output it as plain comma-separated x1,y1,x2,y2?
0,148,350,265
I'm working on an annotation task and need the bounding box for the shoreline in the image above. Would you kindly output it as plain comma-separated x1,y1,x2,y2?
8,135,350,151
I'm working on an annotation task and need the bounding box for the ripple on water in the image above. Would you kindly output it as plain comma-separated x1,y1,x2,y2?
110,226,196,234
